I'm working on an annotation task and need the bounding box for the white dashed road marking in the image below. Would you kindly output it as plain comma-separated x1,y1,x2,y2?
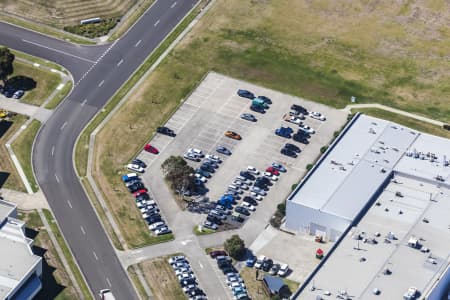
106,277,112,287
51,146,55,156
81,99,87,106
80,226,86,235
55,174,60,183
98,80,104,87
154,19,160,27
117,59,123,66
67,200,73,208
93,251,98,260
171,2,177,8
135,40,142,47
60,122,67,130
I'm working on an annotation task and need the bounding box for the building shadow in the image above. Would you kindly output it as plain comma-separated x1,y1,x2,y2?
6,76,37,91
0,120,12,139
0,172,10,189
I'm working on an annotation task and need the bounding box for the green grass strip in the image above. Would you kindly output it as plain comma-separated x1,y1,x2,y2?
45,81,73,109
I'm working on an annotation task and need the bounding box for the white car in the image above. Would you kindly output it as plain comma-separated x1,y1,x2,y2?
149,221,165,230
194,173,207,183
235,176,251,185
250,191,265,198
127,163,144,173
252,194,263,201
309,111,326,121
155,226,172,236
169,255,186,264
285,116,303,125
254,255,266,269
136,200,156,208
278,264,289,276
299,124,315,134
205,154,221,163
188,148,204,157
263,172,278,181
247,166,260,175
241,202,256,211
233,180,249,190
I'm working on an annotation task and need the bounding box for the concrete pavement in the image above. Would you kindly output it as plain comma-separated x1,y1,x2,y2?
0,96,53,122
0,188,48,210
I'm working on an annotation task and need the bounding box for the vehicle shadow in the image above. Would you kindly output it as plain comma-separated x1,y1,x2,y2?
6,75,37,91
0,120,12,139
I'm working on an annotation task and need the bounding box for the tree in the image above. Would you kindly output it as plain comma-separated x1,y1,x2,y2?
224,235,245,259
161,155,186,175
0,47,14,85
161,156,195,194
277,202,286,216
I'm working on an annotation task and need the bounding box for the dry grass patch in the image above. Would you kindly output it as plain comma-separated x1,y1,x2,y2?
137,255,187,300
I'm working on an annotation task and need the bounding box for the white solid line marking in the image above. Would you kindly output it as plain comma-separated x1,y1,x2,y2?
98,80,104,87
51,146,55,156
171,2,177,8
60,122,67,130
67,200,72,208
22,39,95,63
117,59,123,66
93,251,98,260
55,174,60,183
199,261,204,269
106,277,112,287
135,40,142,47
154,19,160,27
81,99,87,106
80,226,86,235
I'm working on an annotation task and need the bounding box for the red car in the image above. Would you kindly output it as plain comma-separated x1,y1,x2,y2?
144,144,159,154
133,189,148,196
266,167,280,176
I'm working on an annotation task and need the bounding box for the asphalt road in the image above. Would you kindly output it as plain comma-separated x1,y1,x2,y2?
0,0,198,299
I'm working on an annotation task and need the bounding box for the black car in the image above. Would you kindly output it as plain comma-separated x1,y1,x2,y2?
237,89,255,99
3,88,14,98
253,182,269,191
132,158,147,168
250,104,265,114
145,215,162,224
157,126,175,136
200,164,215,173
216,146,232,155
136,193,150,201
207,214,222,225
281,147,298,158
240,171,255,180
243,196,257,206
203,160,219,169
256,176,271,185
240,113,257,122
231,214,244,223
196,168,211,178
284,143,301,153
180,278,197,287
258,95,272,105
235,206,250,216
262,259,273,272
128,182,145,192
221,266,237,274
291,104,307,114
293,133,310,144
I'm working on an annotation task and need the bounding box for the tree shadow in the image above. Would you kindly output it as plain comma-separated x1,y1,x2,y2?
0,172,10,189
6,76,37,91
0,120,12,139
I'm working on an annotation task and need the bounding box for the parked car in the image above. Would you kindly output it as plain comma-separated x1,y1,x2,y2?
263,172,278,181
299,124,315,134
243,196,258,206
246,256,257,267
250,104,265,114
281,147,297,158
247,166,260,175
205,154,221,163
128,182,145,193
145,215,162,224
254,255,266,269
240,171,255,180
241,202,256,211
225,131,242,140
284,143,301,153
127,163,144,173
155,227,172,235
149,221,165,230
257,95,272,105
271,163,286,172
144,144,159,154
187,148,204,157
125,179,141,187
291,104,308,114
216,146,231,155
184,152,201,162
251,186,267,196
132,158,147,168
204,159,219,168
237,89,255,99
200,164,215,173
262,259,273,272
293,133,310,144
240,113,257,122
309,111,326,121
235,176,251,185
278,264,289,276
122,173,139,182
195,168,211,178
269,263,280,275
194,173,207,183
231,212,244,223
157,126,175,136
206,214,222,225
284,115,303,125
132,188,148,196
13,90,24,99
202,220,218,231
210,210,226,220
265,167,280,176
235,206,250,216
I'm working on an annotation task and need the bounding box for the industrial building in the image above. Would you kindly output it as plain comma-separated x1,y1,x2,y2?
284,113,450,299
0,200,42,300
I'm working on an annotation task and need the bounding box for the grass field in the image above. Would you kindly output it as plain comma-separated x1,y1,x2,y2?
137,255,187,300
11,60,62,106
11,119,41,192
0,114,27,192
18,210,78,300
45,81,73,109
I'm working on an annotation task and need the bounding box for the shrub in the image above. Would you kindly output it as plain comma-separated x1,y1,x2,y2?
291,183,298,191
277,202,286,216
224,235,245,259
320,146,328,153
306,164,314,171
64,18,119,38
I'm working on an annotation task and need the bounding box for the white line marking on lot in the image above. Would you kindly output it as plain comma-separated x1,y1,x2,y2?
55,174,60,183
117,59,123,66
98,80,104,87
199,261,204,269
56,83,64,90
93,251,99,260
154,19,160,27
180,239,192,246
51,146,55,156
106,277,112,287
171,2,177,8
80,226,86,235
135,40,142,47
67,200,72,208
60,122,67,130
22,39,95,63
81,99,87,106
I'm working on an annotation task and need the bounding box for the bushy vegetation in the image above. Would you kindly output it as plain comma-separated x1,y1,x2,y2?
270,201,286,228
161,156,195,195
64,18,119,38
224,235,245,259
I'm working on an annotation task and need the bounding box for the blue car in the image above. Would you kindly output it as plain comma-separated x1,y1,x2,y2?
275,127,293,138
122,173,139,182
246,256,256,267
237,89,255,99
216,146,231,156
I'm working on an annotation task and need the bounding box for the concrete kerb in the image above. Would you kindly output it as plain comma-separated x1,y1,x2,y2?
133,264,153,299
37,208,91,300
80,0,212,251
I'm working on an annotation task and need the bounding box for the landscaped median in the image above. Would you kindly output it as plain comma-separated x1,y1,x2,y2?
74,0,208,249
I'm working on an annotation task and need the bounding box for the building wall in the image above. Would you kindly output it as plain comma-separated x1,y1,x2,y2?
285,201,350,241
